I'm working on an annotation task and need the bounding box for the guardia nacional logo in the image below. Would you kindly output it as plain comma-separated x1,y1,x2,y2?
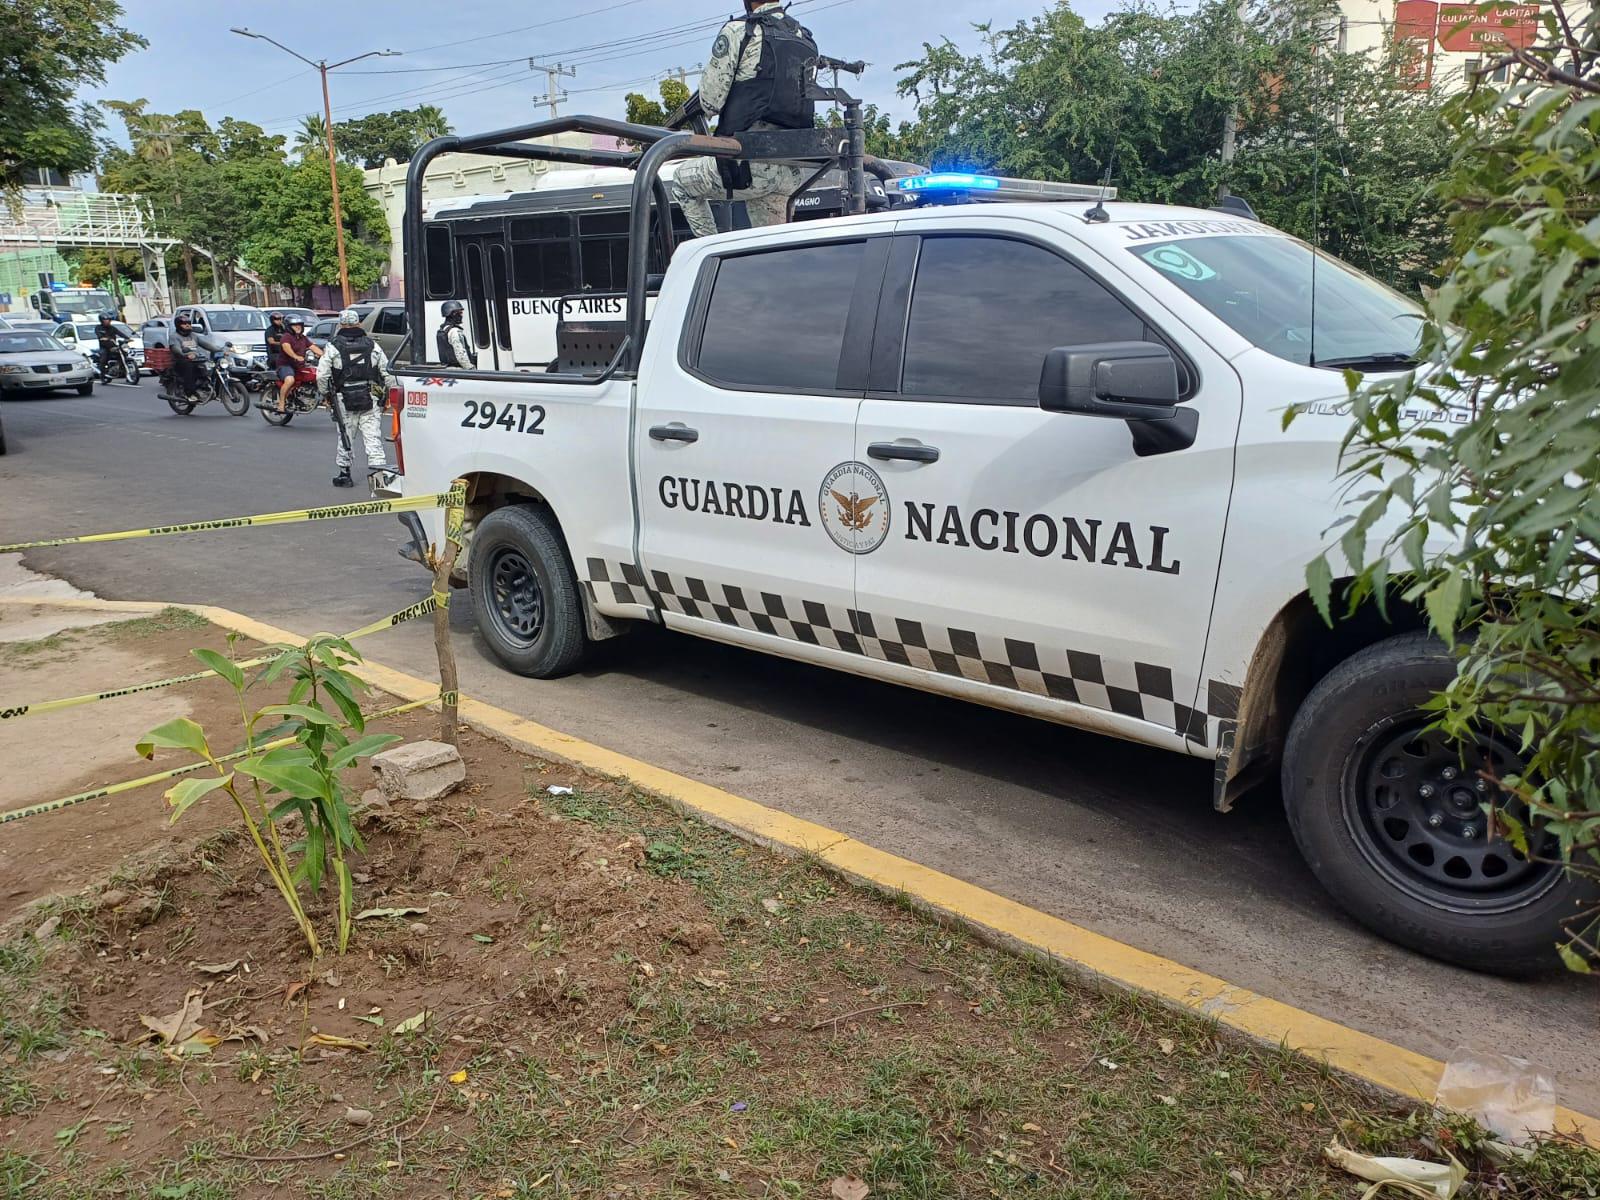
819,462,891,555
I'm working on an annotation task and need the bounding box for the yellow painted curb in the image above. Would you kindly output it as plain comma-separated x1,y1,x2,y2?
6,594,1597,1146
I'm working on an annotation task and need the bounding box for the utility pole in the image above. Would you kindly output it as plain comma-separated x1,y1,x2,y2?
532,60,577,118
231,29,400,308
1218,0,1249,198
668,64,704,90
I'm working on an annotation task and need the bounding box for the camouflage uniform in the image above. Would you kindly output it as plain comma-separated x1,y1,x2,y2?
670,7,806,239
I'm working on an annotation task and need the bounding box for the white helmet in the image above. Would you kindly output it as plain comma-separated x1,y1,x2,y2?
338,308,362,327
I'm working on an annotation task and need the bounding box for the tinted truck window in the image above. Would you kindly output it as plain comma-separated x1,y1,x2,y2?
696,241,864,393
902,236,1145,403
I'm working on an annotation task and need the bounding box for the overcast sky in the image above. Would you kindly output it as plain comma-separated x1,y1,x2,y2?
87,0,1146,150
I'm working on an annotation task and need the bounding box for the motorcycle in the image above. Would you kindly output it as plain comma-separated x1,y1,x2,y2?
156,347,251,417
96,338,140,385
258,360,326,427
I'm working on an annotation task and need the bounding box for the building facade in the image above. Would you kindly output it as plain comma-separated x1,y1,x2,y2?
1338,1,1558,92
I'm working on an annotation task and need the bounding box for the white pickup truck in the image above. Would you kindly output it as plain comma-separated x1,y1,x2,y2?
393,175,1588,974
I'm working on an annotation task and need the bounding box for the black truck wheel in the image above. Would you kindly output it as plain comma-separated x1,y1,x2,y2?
1283,632,1594,975
468,505,587,679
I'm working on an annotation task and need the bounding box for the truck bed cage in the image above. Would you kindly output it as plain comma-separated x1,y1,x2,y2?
403,99,887,378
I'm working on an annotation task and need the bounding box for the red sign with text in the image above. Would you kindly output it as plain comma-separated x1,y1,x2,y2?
1436,3,1542,53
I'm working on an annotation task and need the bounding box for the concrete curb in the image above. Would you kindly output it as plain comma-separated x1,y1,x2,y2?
4,593,1596,1146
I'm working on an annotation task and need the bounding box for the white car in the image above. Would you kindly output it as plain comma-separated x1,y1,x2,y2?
171,304,271,369
52,318,145,370
392,177,1592,975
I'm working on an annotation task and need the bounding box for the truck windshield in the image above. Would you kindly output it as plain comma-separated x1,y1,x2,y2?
1126,234,1424,370
207,310,267,332
53,290,114,317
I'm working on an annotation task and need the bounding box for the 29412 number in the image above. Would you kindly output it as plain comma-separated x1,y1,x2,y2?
460,400,546,435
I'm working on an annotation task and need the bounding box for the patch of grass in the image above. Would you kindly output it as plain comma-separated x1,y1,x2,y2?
643,834,707,881
0,630,72,658
540,785,626,828
99,606,208,639
0,1152,45,1200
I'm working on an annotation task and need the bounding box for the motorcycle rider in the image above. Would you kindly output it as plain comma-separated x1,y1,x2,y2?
170,313,207,398
94,311,122,378
276,315,319,413
669,0,816,238
317,308,397,489
436,300,476,369
264,311,289,410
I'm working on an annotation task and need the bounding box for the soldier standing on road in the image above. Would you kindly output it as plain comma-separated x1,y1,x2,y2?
669,0,817,239
436,300,477,369
317,309,396,489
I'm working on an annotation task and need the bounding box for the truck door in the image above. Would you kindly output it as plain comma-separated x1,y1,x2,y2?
452,219,511,371
850,224,1241,755
633,232,889,650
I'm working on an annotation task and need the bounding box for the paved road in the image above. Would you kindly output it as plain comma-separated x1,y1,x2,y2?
3,381,1596,1115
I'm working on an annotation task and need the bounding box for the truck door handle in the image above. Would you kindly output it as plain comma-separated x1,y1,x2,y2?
649,424,699,444
868,441,940,464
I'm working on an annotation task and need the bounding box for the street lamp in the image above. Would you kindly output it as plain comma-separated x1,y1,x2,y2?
230,29,400,307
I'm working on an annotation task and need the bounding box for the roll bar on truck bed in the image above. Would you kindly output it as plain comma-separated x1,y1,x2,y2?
401,96,891,380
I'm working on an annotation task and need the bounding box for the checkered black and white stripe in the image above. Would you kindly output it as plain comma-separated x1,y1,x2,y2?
585,559,1238,752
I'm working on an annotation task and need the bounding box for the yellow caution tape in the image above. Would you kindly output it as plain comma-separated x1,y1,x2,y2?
0,596,442,723
0,694,443,826
0,485,467,554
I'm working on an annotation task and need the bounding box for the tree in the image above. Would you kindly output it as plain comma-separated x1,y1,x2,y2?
99,101,226,300
245,158,389,300
625,79,692,128
99,103,293,303
1301,4,1600,969
0,0,143,190
217,117,287,163
295,114,328,162
332,106,457,168
892,0,1452,290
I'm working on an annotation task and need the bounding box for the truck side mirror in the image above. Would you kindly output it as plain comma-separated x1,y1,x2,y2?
1038,341,1180,420
1038,341,1198,457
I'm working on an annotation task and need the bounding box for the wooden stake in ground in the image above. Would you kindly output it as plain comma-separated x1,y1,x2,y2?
430,479,468,746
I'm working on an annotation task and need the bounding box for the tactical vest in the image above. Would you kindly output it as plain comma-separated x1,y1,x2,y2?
437,322,476,368
716,11,818,136
333,332,379,411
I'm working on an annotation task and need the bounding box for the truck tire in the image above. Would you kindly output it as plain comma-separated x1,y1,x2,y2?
468,504,587,679
1283,632,1594,975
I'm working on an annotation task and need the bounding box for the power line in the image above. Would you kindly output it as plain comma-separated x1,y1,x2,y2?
249,0,866,134
399,0,657,57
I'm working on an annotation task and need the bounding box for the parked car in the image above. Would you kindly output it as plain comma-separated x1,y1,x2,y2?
52,318,145,369
307,317,338,350
0,330,95,396
305,304,410,361
345,303,410,361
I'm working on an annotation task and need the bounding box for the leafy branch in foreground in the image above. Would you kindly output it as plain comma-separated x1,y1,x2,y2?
138,636,400,958
1299,4,1600,970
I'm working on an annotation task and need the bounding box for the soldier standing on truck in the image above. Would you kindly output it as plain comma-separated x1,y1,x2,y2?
317,309,396,489
669,0,817,238
437,300,477,369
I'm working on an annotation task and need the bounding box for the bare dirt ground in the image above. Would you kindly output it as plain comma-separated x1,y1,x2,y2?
1,617,1597,1199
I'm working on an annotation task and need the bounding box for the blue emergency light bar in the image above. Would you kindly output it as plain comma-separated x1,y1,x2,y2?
895,173,1003,194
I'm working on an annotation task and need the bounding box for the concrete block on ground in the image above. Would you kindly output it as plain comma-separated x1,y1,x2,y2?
370,740,465,803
